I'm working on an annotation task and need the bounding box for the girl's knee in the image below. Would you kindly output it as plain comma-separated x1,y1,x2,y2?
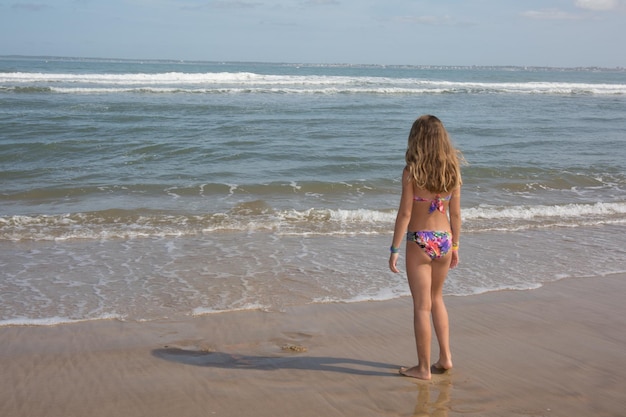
413,299,433,312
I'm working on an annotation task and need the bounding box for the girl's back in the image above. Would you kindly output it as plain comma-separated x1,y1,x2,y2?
408,185,457,233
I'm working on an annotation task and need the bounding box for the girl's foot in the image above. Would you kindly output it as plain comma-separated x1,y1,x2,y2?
431,360,453,374
399,366,431,380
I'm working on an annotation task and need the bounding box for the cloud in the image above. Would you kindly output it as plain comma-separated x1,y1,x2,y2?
521,8,582,20
388,14,453,26
574,0,619,11
304,0,340,5
180,1,261,10
522,0,624,20
11,2,50,11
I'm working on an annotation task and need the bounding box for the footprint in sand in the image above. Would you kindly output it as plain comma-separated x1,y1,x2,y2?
277,331,313,353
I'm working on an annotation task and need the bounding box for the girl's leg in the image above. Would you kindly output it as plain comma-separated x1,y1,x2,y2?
401,243,434,380
431,255,453,370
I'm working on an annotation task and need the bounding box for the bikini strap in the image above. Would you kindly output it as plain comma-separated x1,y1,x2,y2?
413,194,451,214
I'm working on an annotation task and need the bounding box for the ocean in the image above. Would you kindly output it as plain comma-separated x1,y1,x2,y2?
1,56,625,326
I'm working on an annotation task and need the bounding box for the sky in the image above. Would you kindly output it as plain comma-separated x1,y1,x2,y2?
0,0,624,67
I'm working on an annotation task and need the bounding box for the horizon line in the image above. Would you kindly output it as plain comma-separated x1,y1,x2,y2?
2,54,624,71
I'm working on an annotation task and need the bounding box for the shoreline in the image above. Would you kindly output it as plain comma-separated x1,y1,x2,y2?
4,224,626,326
1,273,625,416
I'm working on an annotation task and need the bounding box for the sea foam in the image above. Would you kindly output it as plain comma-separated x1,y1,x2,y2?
2,72,625,95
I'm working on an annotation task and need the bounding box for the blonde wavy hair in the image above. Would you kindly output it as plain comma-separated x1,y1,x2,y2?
405,115,463,194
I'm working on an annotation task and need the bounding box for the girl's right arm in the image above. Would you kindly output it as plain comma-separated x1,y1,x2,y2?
448,186,462,268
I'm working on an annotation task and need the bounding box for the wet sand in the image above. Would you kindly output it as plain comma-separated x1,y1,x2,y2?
1,273,624,417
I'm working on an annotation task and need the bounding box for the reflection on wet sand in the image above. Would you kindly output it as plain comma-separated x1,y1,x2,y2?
412,379,451,417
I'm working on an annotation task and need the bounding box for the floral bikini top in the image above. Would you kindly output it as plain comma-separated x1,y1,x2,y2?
413,194,452,214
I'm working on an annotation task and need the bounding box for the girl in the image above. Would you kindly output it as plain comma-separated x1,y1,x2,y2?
389,115,463,380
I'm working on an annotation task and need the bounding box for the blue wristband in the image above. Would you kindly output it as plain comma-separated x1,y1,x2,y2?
390,245,400,254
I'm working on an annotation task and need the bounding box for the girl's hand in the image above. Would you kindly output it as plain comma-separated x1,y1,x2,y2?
450,250,459,269
389,252,400,273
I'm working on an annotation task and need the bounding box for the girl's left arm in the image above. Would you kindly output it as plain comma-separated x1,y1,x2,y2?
389,168,414,273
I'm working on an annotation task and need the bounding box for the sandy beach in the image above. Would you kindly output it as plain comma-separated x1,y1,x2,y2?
1,273,624,417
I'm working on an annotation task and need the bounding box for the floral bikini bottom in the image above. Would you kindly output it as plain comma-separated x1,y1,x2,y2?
406,231,452,260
